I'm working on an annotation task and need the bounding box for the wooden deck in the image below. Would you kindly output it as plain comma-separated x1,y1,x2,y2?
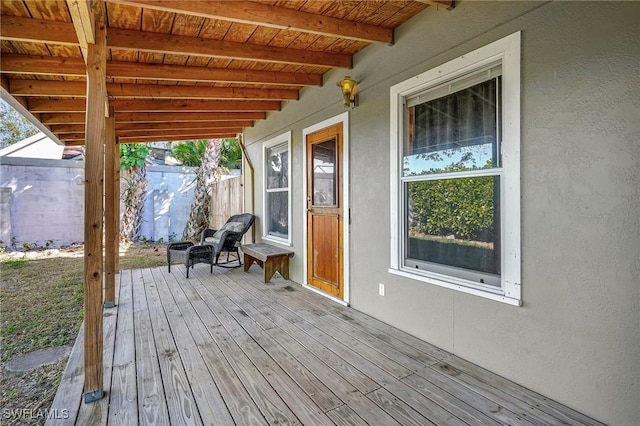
48,264,603,425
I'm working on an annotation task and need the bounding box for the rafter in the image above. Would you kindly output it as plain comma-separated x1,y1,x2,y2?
115,111,266,123
50,120,254,134
107,61,321,86
117,133,238,144
1,55,322,86
0,55,87,77
9,79,299,100
111,99,281,112
116,127,241,137
108,28,352,68
0,14,353,67
109,0,394,44
57,127,243,140
9,80,86,97
28,98,281,113
40,113,87,124
28,99,87,113
40,111,266,124
0,15,78,45
115,120,253,131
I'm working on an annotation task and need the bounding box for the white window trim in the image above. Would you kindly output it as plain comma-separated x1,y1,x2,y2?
389,31,522,306
263,131,292,246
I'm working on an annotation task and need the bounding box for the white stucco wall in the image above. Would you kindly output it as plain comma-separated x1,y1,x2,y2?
0,158,197,248
0,157,84,248
242,2,640,424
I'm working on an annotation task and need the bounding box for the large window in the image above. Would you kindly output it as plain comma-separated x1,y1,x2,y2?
390,32,521,305
263,132,292,244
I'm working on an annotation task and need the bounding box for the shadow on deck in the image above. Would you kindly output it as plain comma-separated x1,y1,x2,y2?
47,263,603,425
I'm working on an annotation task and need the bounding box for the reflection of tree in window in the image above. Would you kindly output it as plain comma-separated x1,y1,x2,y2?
313,140,336,206
266,144,289,238
404,78,501,176
403,77,502,283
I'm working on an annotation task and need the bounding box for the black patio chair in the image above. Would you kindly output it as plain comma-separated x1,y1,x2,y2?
166,242,213,278
200,213,255,267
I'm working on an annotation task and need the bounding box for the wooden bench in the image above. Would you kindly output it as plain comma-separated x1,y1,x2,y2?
241,243,294,283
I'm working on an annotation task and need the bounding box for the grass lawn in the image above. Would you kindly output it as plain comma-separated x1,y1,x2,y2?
0,242,168,425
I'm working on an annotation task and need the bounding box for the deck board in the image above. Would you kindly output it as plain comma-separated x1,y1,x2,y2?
48,264,605,426
107,269,137,425
135,268,170,426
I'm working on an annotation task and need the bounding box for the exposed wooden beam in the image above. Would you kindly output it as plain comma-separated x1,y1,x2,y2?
0,15,78,45
49,124,88,133
28,98,281,113
65,133,240,144
118,133,237,143
10,79,299,100
1,14,355,66
115,111,266,122
28,99,86,113
42,111,265,124
109,0,394,44
107,83,298,101
0,55,87,77
51,120,254,133
59,133,96,141
114,120,254,131
10,80,87,97
40,113,87,124
1,55,322,86
57,127,243,140
111,99,281,112
116,127,242,138
107,61,322,86
108,27,351,68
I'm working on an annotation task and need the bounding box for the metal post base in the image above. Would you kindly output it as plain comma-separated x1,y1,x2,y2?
84,389,104,403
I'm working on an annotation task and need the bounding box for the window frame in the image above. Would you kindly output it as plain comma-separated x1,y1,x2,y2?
389,32,522,306
263,131,292,245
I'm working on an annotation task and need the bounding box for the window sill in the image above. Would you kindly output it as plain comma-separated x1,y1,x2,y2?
262,236,292,247
388,267,522,306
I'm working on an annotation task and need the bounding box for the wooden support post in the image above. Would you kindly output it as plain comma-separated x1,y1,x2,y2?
104,108,117,308
115,137,121,271
83,2,106,404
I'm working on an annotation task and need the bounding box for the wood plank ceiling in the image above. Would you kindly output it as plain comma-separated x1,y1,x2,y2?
0,0,451,146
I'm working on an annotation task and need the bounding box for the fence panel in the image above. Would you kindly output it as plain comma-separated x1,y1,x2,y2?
209,176,243,229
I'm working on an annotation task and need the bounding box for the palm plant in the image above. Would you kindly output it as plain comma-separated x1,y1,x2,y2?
182,139,223,241
120,144,149,242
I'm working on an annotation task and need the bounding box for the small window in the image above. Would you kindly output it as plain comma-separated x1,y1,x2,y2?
390,32,521,305
263,132,292,244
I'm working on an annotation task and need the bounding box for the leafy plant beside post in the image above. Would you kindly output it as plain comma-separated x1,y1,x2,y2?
119,143,149,242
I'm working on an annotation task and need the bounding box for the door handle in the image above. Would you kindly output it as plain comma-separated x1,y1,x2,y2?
306,208,312,212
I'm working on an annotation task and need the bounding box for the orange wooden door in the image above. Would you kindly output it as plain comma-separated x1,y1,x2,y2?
306,124,344,298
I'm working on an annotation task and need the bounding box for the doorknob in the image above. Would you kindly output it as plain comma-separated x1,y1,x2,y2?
306,208,312,212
